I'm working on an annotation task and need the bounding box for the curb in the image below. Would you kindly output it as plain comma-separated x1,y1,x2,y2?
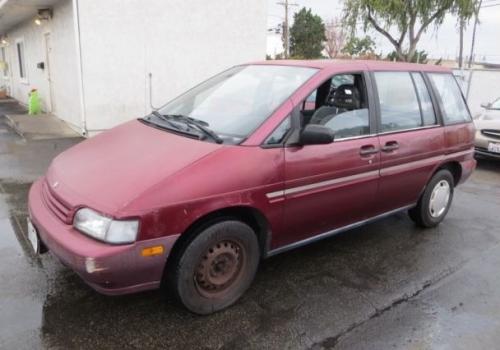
4,114,26,139
0,98,18,104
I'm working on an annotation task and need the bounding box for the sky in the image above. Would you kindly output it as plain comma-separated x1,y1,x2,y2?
267,0,500,63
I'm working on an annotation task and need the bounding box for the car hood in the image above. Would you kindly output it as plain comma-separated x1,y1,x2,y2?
474,115,500,130
474,113,500,130
46,120,222,214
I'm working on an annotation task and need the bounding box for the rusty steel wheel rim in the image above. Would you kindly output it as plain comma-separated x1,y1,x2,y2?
194,240,245,298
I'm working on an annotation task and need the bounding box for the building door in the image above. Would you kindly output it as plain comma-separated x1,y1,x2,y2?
44,32,55,113
0,45,12,96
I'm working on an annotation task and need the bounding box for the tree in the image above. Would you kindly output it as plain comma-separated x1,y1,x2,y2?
324,18,347,58
343,0,476,62
289,8,326,59
386,49,428,63
342,35,376,57
458,17,465,68
468,0,482,68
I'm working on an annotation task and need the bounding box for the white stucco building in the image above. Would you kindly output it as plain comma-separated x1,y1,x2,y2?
0,0,267,136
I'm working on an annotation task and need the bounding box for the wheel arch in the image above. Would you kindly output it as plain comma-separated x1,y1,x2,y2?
435,161,462,187
163,205,271,285
415,160,462,203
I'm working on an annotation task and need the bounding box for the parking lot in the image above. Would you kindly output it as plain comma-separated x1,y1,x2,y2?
1,106,500,349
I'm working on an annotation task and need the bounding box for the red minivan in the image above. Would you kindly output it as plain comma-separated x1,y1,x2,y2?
28,60,476,314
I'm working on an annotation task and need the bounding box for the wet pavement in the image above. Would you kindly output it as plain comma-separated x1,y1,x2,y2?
1,103,500,349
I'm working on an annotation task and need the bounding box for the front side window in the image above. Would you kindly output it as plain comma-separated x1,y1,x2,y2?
301,73,370,139
157,65,317,140
428,73,471,124
374,72,422,132
16,41,26,79
265,117,291,145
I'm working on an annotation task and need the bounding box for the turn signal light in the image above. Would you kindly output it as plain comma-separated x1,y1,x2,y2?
141,245,164,257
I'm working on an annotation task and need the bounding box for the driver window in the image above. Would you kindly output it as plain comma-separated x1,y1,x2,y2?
300,73,370,139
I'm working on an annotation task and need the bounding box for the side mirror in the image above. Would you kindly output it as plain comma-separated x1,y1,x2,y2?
299,124,334,146
481,102,491,109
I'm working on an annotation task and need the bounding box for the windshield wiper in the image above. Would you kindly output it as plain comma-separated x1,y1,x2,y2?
166,114,224,144
150,110,181,130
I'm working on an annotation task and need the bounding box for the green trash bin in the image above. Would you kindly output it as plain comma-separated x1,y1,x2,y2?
28,89,42,115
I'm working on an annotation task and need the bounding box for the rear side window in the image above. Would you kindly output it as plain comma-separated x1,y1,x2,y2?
428,73,471,124
411,72,436,126
374,72,421,132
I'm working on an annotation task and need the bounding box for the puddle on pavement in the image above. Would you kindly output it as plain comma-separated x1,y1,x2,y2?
0,217,25,253
0,182,46,349
0,181,34,256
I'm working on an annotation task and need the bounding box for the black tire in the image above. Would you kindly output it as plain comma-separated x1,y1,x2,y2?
408,169,454,228
169,220,260,315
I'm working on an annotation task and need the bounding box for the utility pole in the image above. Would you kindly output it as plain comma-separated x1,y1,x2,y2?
458,18,464,69
277,0,298,58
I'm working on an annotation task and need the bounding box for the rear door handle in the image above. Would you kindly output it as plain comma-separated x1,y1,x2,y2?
359,145,379,156
381,141,399,152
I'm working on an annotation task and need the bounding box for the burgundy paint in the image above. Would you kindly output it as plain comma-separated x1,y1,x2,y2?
28,60,476,295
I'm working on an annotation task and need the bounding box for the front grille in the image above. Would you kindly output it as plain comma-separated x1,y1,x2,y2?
41,180,73,224
481,129,500,140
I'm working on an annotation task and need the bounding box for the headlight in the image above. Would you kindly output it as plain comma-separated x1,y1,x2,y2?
73,208,139,244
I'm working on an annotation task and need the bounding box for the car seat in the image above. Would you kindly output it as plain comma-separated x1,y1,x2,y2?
310,84,361,125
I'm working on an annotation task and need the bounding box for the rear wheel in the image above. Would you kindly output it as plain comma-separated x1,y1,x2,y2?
169,220,260,315
408,169,454,228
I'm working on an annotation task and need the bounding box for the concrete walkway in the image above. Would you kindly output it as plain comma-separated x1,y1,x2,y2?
4,113,80,141
0,101,83,182
0,98,18,105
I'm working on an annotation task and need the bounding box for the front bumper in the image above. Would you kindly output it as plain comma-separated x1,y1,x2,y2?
474,128,500,160
475,147,500,160
28,179,180,295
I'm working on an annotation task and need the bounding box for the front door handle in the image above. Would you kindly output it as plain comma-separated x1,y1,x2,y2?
359,145,379,156
381,141,399,152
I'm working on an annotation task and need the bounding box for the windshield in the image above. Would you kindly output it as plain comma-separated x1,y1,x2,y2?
478,98,500,120
156,65,318,140
491,98,500,110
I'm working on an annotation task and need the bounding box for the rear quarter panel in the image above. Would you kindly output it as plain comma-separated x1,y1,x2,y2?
443,121,476,184
444,122,476,154
415,122,476,191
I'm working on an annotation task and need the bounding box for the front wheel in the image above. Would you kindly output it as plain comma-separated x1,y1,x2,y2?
169,220,260,315
409,169,454,228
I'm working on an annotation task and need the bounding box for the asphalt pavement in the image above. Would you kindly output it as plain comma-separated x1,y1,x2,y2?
1,104,500,350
